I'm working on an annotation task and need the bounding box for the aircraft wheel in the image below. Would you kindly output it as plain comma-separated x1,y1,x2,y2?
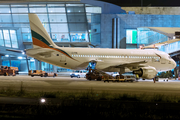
88,77,91,80
4,73,7,76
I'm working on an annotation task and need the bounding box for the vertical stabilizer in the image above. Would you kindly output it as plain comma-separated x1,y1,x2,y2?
28,13,57,49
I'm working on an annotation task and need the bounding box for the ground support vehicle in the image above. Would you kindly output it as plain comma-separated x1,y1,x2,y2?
44,72,57,77
86,69,104,81
0,66,17,76
103,75,136,83
29,70,57,77
70,70,87,78
9,67,19,74
86,69,136,82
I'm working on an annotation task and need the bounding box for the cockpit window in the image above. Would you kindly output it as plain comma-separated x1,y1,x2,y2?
168,56,172,59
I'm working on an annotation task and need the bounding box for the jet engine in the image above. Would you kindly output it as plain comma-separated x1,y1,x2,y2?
133,67,157,79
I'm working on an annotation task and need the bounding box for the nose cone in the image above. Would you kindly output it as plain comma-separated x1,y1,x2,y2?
172,59,176,69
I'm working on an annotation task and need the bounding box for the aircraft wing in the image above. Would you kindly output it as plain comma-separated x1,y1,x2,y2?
99,60,148,72
113,60,147,68
6,49,24,53
142,38,180,49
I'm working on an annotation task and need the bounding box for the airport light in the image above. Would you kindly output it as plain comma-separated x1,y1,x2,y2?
18,56,23,59
30,58,35,62
40,98,46,103
5,55,9,57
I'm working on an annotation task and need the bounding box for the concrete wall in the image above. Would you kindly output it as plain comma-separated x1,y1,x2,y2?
122,7,180,15
100,14,180,48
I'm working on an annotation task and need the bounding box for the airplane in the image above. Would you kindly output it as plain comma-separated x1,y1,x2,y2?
8,13,177,79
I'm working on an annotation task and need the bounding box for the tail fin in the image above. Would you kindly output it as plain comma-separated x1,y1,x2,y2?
28,13,57,49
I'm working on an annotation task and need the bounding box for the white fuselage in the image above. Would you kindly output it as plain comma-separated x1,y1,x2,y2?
26,46,176,72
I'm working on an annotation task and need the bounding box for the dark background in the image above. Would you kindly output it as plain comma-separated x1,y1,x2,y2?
99,0,180,7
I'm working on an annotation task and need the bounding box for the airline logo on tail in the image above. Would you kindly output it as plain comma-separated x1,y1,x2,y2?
28,13,76,61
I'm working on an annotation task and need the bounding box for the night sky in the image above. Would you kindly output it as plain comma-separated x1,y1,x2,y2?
99,0,180,7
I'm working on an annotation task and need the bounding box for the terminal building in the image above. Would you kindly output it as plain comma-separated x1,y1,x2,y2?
0,0,180,75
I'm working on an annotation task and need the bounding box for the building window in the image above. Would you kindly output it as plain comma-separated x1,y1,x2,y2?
48,7,65,13
11,8,28,13
0,30,4,46
3,30,11,47
126,29,137,44
29,7,47,13
10,30,18,48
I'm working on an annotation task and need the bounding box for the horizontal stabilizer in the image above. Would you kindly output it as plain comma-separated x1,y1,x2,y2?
6,49,25,54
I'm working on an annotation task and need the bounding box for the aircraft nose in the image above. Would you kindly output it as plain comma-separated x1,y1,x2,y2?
172,60,176,68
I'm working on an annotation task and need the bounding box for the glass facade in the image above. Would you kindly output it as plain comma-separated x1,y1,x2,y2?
128,27,179,54
136,28,168,47
0,3,101,43
0,29,18,48
159,40,180,53
0,3,101,73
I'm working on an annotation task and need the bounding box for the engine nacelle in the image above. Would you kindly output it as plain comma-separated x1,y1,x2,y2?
133,67,157,79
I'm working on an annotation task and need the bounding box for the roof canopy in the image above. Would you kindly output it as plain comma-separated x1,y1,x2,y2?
141,27,180,39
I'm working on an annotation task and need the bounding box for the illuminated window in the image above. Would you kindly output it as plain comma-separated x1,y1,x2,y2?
3,30,11,47
0,30,4,46
126,29,137,44
10,30,18,48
